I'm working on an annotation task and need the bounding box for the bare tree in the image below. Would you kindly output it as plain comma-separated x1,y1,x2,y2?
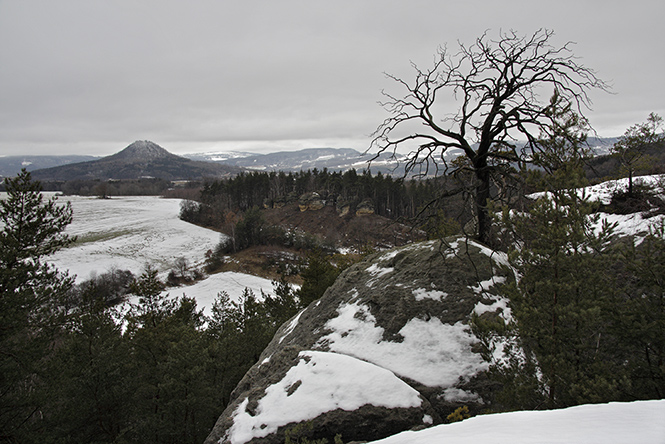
371,29,608,245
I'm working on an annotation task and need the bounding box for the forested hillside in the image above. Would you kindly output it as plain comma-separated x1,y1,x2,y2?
178,168,473,241
198,169,444,218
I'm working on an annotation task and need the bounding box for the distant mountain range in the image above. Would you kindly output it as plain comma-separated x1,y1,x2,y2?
0,143,406,180
183,147,407,175
0,137,621,181
0,155,99,178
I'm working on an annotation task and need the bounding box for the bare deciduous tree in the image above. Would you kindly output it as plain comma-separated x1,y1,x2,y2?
371,29,608,245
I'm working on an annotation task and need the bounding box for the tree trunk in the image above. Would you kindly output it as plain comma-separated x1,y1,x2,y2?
475,167,493,246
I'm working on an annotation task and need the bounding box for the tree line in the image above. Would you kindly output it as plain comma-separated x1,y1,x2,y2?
180,168,468,228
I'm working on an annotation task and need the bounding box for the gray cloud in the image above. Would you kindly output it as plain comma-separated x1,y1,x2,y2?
1,0,664,156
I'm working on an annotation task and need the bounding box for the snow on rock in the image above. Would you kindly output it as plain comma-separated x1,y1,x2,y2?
318,302,487,387
204,236,515,444
227,351,423,444
473,296,512,322
367,399,665,444
412,287,448,301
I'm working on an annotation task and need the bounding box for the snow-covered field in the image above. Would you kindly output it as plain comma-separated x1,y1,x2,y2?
367,399,665,444
41,195,276,313
46,195,221,280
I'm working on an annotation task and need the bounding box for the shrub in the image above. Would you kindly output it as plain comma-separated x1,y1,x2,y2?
446,406,471,423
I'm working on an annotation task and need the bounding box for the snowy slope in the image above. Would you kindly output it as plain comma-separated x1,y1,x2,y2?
529,174,665,241
165,271,276,315
367,400,665,444
43,195,277,311
46,195,224,281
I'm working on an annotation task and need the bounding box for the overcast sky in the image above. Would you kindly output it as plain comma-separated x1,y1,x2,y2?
1,0,664,157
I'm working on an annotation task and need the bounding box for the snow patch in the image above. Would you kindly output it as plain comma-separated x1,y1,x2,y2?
412,287,448,301
156,271,275,317
367,400,665,444
317,302,487,387
378,241,437,263
366,263,394,277
441,387,481,403
365,264,394,287
279,310,305,344
473,297,512,322
227,350,422,444
470,276,506,294
469,240,511,268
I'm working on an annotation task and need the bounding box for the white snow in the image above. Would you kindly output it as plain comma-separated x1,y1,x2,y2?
412,287,448,301
317,301,487,387
468,239,511,268
470,275,506,294
583,174,665,205
278,310,305,344
528,174,665,243
46,195,225,282
378,241,437,262
366,264,394,277
472,297,512,322
365,263,395,288
441,387,481,403
164,271,276,315
365,263,394,287
227,350,422,444
38,195,276,313
367,400,665,444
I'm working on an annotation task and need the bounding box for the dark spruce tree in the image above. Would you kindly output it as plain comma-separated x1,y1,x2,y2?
474,100,623,409
0,169,75,441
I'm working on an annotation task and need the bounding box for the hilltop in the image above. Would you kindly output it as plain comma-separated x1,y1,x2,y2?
29,140,242,182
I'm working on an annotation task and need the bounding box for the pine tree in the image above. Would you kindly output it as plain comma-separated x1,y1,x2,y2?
124,268,217,443
297,249,340,308
0,169,75,440
35,282,128,443
611,113,664,197
488,99,623,409
614,222,665,399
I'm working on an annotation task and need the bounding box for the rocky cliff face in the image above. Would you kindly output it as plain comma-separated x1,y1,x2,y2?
204,236,513,444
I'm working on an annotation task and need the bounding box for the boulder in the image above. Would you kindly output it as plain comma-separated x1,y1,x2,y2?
355,198,375,216
335,197,354,217
204,236,513,444
298,192,325,211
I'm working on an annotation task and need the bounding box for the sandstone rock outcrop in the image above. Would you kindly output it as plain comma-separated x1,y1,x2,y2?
355,197,375,216
204,236,513,444
298,192,326,211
